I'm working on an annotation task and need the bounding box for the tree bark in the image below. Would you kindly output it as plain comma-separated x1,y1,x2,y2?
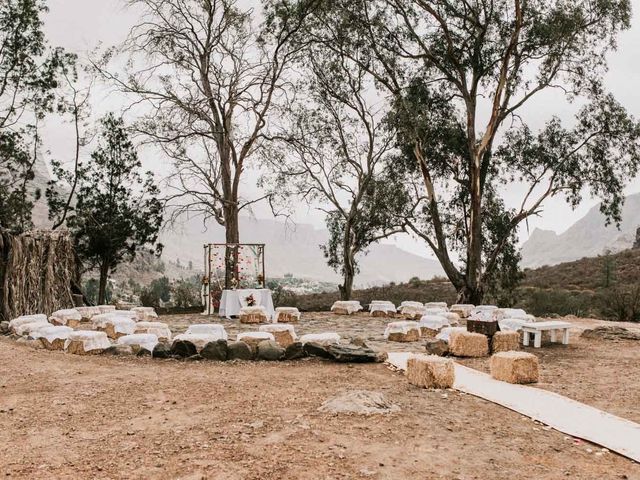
339,225,356,301
223,204,240,289
456,283,485,305
98,261,109,305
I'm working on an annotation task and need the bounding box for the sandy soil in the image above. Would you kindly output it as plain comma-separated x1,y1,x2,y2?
0,313,639,479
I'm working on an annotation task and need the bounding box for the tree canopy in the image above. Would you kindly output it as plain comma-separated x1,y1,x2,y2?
271,0,640,302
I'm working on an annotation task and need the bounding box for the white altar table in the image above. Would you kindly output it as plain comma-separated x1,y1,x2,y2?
219,289,275,320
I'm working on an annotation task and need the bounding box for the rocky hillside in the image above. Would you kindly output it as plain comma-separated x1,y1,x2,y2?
521,193,640,268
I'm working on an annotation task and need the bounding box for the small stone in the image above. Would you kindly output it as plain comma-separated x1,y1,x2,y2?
227,341,253,360
425,338,449,356
0,321,9,335
256,340,285,361
152,343,171,359
136,348,151,357
284,342,306,360
200,340,228,361
186,354,203,361
171,340,197,358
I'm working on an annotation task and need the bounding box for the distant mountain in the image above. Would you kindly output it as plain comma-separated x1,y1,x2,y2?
521,193,640,268
160,216,444,287
30,158,443,286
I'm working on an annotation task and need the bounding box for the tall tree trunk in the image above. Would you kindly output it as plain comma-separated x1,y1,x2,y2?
339,227,355,301
98,261,109,305
223,204,240,289
456,283,485,305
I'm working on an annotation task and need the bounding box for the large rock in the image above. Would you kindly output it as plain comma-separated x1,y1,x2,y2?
152,343,171,359
284,342,306,360
171,339,197,358
256,340,285,361
303,342,335,359
227,341,253,360
425,338,449,356
200,340,228,361
0,321,9,335
326,344,383,363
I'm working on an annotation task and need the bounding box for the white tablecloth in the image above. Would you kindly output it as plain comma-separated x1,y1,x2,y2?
219,289,275,320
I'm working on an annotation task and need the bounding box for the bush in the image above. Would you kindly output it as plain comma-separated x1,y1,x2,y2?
599,285,640,322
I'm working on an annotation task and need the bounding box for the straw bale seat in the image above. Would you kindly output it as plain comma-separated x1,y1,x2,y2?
259,324,297,347
407,355,455,389
449,330,489,357
490,351,539,384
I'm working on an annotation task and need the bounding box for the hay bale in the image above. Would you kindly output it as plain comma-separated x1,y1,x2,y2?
384,321,421,343
449,304,474,318
76,306,101,321
299,332,341,346
419,327,439,338
331,301,362,315
15,320,50,336
236,332,275,353
97,305,116,314
131,306,158,321
490,351,539,384
64,331,111,355
8,314,47,333
491,331,520,353
94,317,137,339
31,325,73,350
134,321,172,341
274,307,301,323
239,306,269,324
449,331,489,357
259,324,297,347
117,333,159,354
369,301,396,317
406,355,455,389
185,323,227,340
49,309,81,327
424,302,448,310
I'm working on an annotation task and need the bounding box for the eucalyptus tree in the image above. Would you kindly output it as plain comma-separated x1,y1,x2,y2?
0,0,75,232
97,0,318,288
272,0,640,303
262,51,411,299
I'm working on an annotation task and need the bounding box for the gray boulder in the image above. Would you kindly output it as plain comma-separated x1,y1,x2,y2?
201,340,228,361
171,339,197,358
284,342,306,360
327,344,383,363
152,343,171,359
227,341,253,360
256,340,285,361
425,338,449,356
303,342,335,359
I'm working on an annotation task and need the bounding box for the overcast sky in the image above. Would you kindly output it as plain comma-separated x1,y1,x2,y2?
41,0,640,257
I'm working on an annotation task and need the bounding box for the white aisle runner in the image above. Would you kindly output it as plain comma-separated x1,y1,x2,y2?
386,353,640,463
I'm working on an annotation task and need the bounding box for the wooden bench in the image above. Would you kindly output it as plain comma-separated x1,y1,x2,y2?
522,321,571,348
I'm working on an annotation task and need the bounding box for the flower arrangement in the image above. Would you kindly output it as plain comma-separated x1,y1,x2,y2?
246,294,256,307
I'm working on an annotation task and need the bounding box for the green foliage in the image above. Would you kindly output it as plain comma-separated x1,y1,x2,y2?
172,278,200,308
0,0,75,233
47,113,163,302
83,278,112,305
140,276,171,307
273,0,640,303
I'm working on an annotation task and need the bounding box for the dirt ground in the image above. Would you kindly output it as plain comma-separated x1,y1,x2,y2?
1,313,639,479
